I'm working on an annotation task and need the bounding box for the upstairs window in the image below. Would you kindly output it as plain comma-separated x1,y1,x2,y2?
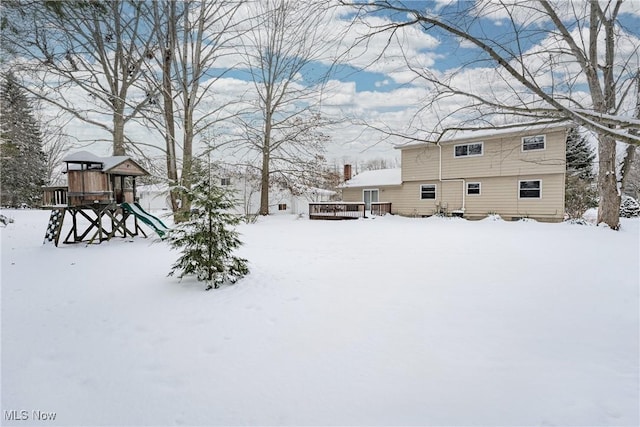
522,135,545,151
467,182,481,195
420,184,436,199
454,142,483,157
220,177,231,186
519,180,541,198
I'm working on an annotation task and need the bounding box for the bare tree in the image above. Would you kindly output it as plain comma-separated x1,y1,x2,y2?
233,0,340,215
620,69,639,194
344,0,640,229
37,111,74,185
1,0,158,156
360,157,400,172
621,146,640,199
142,0,246,221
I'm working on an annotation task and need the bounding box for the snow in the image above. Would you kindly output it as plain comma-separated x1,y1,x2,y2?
341,168,402,187
62,151,145,173
1,210,639,426
62,151,105,164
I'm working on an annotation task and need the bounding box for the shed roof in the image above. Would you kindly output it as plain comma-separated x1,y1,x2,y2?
341,168,402,188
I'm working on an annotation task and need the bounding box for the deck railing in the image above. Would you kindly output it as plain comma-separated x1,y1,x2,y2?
370,202,392,216
42,186,69,207
309,202,366,220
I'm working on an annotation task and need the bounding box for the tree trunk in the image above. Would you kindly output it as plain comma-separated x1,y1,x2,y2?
259,109,272,216
597,134,621,229
179,109,194,220
620,144,637,195
260,147,270,215
158,1,180,218
592,2,620,229
113,109,126,156
620,69,639,194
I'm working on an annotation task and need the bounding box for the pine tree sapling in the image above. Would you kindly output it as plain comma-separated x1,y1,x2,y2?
166,168,248,290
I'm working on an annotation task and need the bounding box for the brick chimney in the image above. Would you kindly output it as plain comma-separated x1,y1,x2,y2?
344,164,352,182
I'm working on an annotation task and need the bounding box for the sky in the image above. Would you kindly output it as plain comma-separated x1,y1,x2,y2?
25,0,640,172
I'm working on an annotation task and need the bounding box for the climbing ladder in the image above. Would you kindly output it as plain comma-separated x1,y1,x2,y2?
43,208,65,246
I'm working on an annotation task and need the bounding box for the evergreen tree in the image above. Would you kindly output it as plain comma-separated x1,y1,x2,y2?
566,128,596,180
0,72,47,207
166,162,249,290
565,127,597,219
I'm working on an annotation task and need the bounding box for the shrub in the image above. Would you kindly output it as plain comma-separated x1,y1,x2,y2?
620,195,640,218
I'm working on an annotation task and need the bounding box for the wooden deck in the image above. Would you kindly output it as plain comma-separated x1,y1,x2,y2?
308,202,393,220
309,202,366,220
371,202,392,216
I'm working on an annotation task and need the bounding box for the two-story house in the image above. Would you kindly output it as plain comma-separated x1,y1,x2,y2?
342,122,570,222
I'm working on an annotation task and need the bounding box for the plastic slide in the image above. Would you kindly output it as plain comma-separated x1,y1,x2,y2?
121,202,170,237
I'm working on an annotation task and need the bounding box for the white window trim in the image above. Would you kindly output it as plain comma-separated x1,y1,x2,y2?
518,179,542,199
454,142,484,158
419,184,437,200
521,134,546,152
466,182,481,195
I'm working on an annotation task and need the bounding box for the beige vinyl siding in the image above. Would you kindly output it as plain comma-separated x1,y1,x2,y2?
344,174,564,221
463,174,565,221
401,128,567,181
342,187,362,203
401,146,440,181
342,186,404,206
388,181,463,216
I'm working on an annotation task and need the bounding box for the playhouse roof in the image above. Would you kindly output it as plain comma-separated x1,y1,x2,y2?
63,151,149,176
63,151,104,164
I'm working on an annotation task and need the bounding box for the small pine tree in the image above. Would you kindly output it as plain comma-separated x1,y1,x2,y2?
166,163,249,290
565,127,597,219
0,72,47,207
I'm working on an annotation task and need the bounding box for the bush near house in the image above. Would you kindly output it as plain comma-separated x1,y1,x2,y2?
620,195,640,218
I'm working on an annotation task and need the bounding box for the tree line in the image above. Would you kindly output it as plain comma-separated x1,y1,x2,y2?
1,0,639,229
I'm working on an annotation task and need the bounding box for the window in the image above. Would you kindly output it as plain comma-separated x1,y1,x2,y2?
467,182,481,195
278,203,287,211
220,177,231,186
519,180,541,198
522,135,545,151
420,184,436,199
454,142,483,157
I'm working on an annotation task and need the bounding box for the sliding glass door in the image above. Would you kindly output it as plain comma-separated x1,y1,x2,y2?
363,189,379,210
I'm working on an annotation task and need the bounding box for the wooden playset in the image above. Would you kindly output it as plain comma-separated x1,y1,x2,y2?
42,151,168,246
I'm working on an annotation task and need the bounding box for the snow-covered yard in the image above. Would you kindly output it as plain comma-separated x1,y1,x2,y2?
1,209,638,426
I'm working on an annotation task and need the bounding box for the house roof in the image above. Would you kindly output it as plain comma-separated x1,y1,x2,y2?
394,121,573,150
341,168,402,188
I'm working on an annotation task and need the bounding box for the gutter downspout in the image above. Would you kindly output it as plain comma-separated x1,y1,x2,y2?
437,141,466,213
